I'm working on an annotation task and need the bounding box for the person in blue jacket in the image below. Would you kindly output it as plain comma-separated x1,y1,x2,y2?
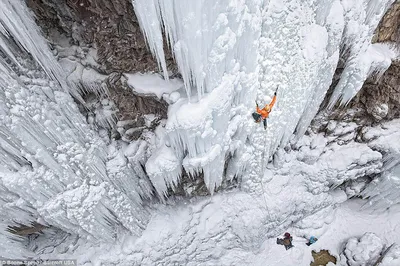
306,236,318,246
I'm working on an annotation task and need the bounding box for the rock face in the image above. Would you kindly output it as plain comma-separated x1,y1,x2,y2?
107,73,169,129
316,2,399,128
27,0,178,138
350,2,400,122
372,2,400,43
27,0,176,74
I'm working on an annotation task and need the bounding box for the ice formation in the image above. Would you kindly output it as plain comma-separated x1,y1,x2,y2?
328,2,398,107
0,0,81,101
133,0,396,196
0,0,152,243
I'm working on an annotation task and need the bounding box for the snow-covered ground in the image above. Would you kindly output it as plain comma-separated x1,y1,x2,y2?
255,199,400,266
31,195,400,266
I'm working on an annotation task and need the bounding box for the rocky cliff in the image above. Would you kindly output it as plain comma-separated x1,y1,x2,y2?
350,1,399,122
28,0,179,140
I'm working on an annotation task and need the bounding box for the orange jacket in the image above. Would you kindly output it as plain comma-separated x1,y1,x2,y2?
256,94,276,119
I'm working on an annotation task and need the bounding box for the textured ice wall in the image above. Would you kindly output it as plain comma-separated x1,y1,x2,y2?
136,0,262,196
0,75,150,241
328,0,397,108
0,0,152,242
134,0,395,196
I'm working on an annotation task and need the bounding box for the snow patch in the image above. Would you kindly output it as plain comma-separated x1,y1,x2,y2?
340,232,384,266
124,73,183,100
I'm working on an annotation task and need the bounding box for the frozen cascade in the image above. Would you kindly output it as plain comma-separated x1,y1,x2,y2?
0,73,151,241
134,0,396,196
138,0,262,196
0,0,153,242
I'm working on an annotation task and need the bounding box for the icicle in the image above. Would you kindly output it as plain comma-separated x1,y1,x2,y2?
132,0,254,101
132,0,169,79
146,144,182,199
0,0,83,101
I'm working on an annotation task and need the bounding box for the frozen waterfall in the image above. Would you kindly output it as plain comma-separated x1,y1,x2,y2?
133,0,396,196
0,0,152,243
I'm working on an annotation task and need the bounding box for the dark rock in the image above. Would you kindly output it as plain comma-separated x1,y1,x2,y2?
318,2,400,128
27,0,177,74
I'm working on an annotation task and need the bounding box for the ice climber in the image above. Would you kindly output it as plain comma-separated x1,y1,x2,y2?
253,86,278,130
277,232,294,250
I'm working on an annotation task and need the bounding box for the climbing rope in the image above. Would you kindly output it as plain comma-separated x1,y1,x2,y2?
259,127,272,220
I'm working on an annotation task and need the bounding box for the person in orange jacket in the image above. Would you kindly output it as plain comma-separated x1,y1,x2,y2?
253,86,278,130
